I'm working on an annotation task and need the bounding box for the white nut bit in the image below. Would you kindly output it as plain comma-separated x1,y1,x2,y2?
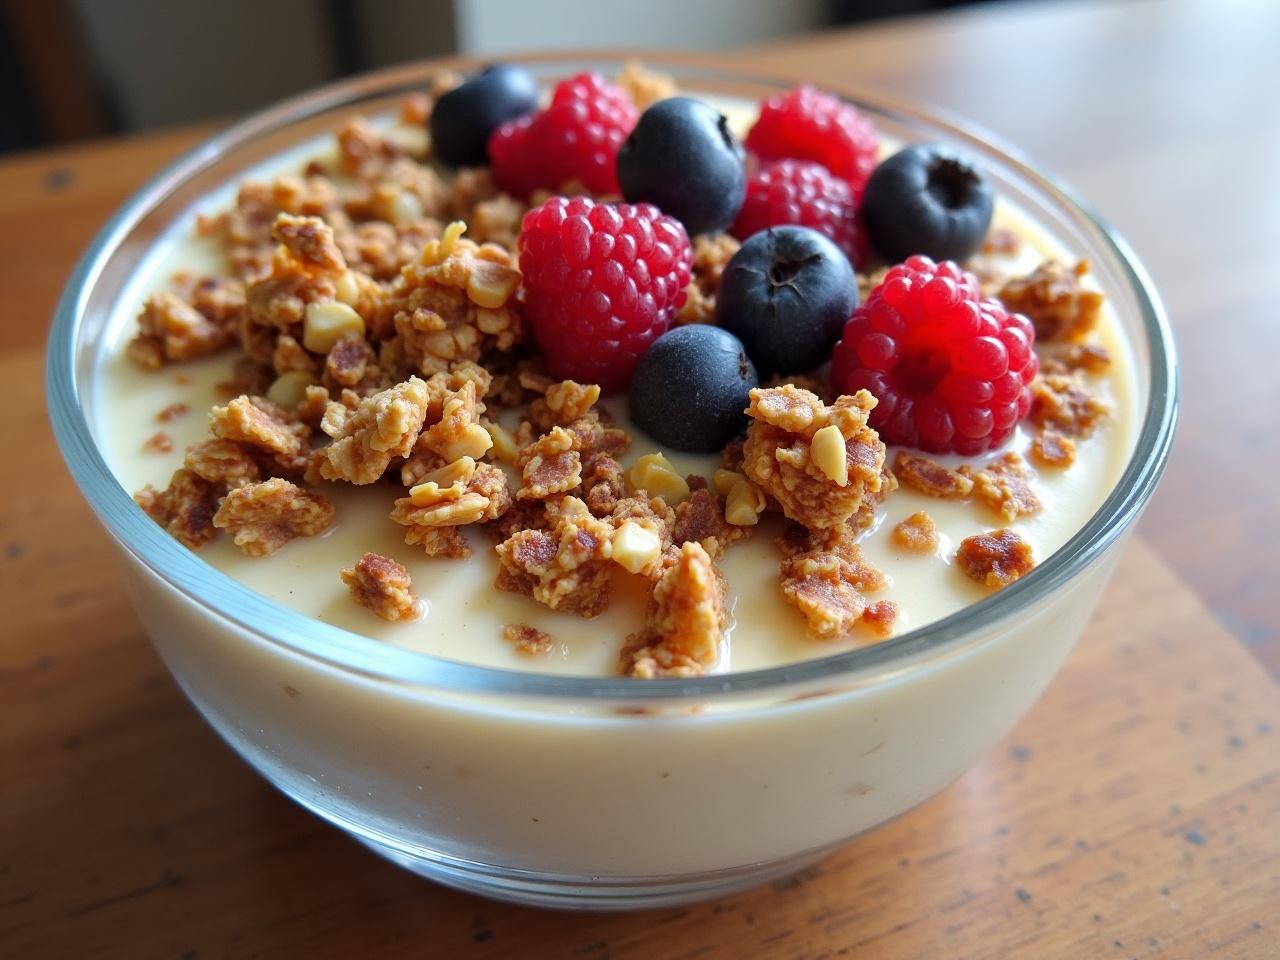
629,453,690,503
811,423,849,487
303,301,366,353
611,520,662,575
334,270,361,306
724,478,767,526
466,259,522,309
441,423,494,462
482,419,521,463
266,370,316,409
712,468,746,498
388,187,425,226
409,457,478,504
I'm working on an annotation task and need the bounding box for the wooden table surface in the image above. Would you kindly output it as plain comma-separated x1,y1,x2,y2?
2,0,1277,956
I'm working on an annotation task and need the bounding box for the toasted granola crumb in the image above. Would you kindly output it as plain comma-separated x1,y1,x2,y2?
134,469,220,549
616,60,678,109
621,542,725,678
316,377,431,484
142,431,174,454
1041,342,1113,375
391,459,511,552
503,623,556,656
404,525,472,559
481,498,549,544
779,540,888,641
981,227,1023,256
860,600,899,638
341,552,419,621
183,438,261,488
998,259,1104,343
210,395,310,470
672,488,751,561
495,496,613,618
127,291,233,369
893,451,975,499
892,512,940,553
583,454,627,516
1029,372,1111,438
212,478,335,557
527,380,601,431
156,403,189,423
743,385,886,530
272,333,317,377
677,233,740,325
967,452,1042,522
516,426,582,501
1030,429,1077,469
956,529,1036,588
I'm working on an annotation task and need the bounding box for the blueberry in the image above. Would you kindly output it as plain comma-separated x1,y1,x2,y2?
716,225,857,379
860,143,994,263
629,325,758,453
429,64,539,167
616,97,746,236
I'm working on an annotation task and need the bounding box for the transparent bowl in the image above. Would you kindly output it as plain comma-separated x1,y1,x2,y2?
46,55,1177,910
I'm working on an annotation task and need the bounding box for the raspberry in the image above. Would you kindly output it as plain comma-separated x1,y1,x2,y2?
489,73,638,198
744,86,879,199
730,159,869,268
518,196,692,392
830,256,1038,456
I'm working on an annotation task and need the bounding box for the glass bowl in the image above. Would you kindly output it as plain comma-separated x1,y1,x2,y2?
46,54,1177,910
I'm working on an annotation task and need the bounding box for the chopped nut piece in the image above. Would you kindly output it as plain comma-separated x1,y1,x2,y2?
893,451,975,499
743,385,886,530
392,459,510,535
420,379,493,462
779,541,889,641
495,496,613,617
1030,373,1111,438
998,259,1104,343
316,377,431,484
621,542,725,678
967,452,1042,522
712,468,745,498
184,438,261,488
612,520,663,575
892,512,940,553
323,333,381,391
303,300,366,353
811,424,849,486
482,418,522,464
212,478,335,557
142,431,174,454
266,370,317,409
1030,429,1077,469
723,478,767,527
630,452,690,503
956,529,1036,588
503,623,556,656
134,469,220,549
341,552,419,621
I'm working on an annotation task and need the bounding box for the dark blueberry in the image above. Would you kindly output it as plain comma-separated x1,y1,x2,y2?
716,225,857,379
429,64,539,166
616,97,746,236
629,325,758,453
860,143,994,263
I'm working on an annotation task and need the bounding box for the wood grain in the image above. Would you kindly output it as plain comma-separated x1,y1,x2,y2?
2,0,1279,956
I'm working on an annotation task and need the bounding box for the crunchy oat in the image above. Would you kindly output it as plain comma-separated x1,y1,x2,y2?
316,377,431,484
582,454,627,516
1041,342,1113,376
620,542,725,678
743,385,886,530
779,539,889,641
672,488,751,560
404,525,471,559
516,426,582,500
1030,429,1077,469
616,60,678,109
134,469,221,549
183,438,261,488
1030,372,1110,438
323,333,382,392
142,431,174,454
341,552,419,621
127,292,233,369
210,395,310,473
272,334,317,376
677,233,740,325
420,379,493,461
391,458,511,555
503,623,556,656
295,384,332,426
495,496,614,618
156,403,189,423
893,451,975,499
956,529,1036,588
482,498,550,544
998,259,1104,343
212,478,334,556
860,600,899,638
527,380,601,432
892,511,940,553
967,452,1042,522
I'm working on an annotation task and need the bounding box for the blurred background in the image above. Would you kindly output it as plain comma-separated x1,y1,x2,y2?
0,0,995,154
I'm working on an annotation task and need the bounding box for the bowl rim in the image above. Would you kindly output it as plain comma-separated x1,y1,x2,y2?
45,52,1179,702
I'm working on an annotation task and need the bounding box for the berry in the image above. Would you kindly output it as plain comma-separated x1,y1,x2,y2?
616,97,746,236
731,159,869,268
428,64,539,167
860,144,994,264
629,325,758,453
716,225,857,379
744,85,879,198
830,256,1038,456
489,73,637,197
518,196,692,393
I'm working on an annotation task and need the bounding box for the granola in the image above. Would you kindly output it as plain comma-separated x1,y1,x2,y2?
341,552,419,621
998,260,1104,343
212,478,335,557
503,623,556,656
1030,429,1077,469
893,451,974,499
620,542,725,678
676,233,740,325
779,539,890,641
390,458,511,557
1029,372,1111,438
134,469,220,549
672,488,751,561
892,511,940,553
967,452,1042,522
495,496,615,618
315,377,431,484
127,292,233,369
956,529,1036,588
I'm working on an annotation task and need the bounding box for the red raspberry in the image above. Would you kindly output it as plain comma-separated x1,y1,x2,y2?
730,159,869,268
830,256,1038,456
745,86,879,199
489,73,637,198
518,196,692,392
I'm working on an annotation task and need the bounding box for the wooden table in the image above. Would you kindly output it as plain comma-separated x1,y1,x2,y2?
2,0,1277,956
